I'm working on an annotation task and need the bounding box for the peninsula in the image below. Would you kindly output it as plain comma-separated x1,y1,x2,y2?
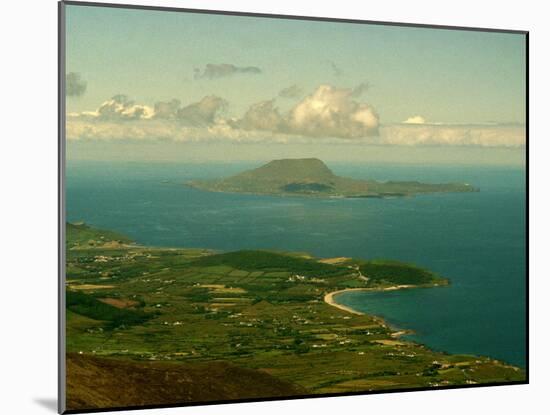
187,158,478,198
65,223,523,410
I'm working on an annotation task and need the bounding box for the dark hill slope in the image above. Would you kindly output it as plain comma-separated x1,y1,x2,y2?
66,353,306,411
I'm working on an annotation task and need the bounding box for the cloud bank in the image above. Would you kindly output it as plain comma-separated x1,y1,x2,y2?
194,63,262,79
381,123,525,147
66,84,525,148
71,94,226,126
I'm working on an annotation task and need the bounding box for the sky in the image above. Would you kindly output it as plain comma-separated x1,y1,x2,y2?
64,4,527,164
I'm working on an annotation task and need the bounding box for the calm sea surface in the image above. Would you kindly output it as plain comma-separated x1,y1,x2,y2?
66,161,526,367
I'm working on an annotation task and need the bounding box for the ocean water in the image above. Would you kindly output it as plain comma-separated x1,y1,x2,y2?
66,160,527,367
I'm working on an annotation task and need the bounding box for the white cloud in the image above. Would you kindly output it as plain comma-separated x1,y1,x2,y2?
380,123,525,147
66,87,525,148
85,95,155,120
66,115,525,148
71,95,226,126
228,84,380,139
403,115,426,124
287,85,379,138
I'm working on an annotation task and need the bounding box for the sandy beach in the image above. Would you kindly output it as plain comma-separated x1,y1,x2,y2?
323,285,416,315
323,289,366,315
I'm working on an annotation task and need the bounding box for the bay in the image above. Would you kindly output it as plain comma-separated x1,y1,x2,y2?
66,160,526,367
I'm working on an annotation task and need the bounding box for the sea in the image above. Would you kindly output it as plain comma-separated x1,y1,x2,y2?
66,160,527,367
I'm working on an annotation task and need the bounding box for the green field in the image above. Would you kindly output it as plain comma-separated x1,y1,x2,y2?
65,223,524,409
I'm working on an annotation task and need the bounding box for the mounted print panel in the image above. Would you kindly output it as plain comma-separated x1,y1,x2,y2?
59,1,528,413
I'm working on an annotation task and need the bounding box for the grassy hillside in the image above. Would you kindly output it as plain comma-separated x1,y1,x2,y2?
187,158,478,198
66,222,133,249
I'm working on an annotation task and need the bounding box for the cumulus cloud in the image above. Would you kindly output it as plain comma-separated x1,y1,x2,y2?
278,85,303,99
66,86,525,148
403,115,427,124
66,72,87,97
194,63,262,79
68,85,379,140
233,100,286,132
153,99,181,120
286,85,379,138
230,84,379,139
177,95,227,125
94,95,155,120
72,94,226,126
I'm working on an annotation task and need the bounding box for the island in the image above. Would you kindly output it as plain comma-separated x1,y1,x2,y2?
65,222,523,411
186,158,478,198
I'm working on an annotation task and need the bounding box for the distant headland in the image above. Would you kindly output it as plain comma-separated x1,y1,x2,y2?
186,158,478,198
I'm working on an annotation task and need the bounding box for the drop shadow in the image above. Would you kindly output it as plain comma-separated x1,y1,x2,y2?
34,398,57,412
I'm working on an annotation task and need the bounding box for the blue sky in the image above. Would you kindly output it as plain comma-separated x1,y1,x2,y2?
65,4,526,163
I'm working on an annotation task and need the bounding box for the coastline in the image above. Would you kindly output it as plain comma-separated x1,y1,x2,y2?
323,285,416,315
323,285,426,337
323,284,523,370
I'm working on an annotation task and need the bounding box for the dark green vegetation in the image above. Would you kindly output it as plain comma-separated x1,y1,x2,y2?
358,260,448,286
192,250,350,278
187,158,478,198
67,291,152,329
66,223,523,410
